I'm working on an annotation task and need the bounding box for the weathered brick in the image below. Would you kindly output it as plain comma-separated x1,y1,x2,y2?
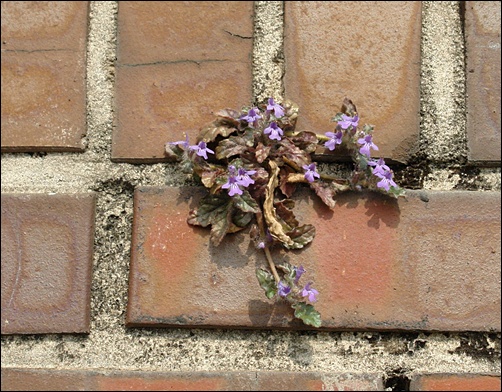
465,1,501,163
0,1,89,152
1,193,96,334
1,369,385,391
126,187,500,332
96,371,254,391
284,2,422,164
1,368,92,391
256,371,384,391
112,1,254,162
410,373,502,391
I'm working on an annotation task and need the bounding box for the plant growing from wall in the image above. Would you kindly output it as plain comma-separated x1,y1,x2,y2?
165,97,405,328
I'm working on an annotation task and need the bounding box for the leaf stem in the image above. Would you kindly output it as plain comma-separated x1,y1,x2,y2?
264,247,280,283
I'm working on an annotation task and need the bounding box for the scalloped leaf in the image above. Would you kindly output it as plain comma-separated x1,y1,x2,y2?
187,193,229,227
256,268,277,299
215,135,249,159
232,209,254,229
289,131,319,154
309,180,350,210
255,142,271,163
292,302,321,328
274,138,311,170
215,109,241,126
284,223,316,249
197,122,238,143
233,190,261,213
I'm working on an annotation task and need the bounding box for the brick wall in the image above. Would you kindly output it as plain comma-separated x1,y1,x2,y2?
1,1,500,391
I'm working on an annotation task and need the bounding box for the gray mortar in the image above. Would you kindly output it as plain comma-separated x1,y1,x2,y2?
1,0,500,385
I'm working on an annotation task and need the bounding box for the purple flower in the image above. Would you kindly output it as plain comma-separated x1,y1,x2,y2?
169,133,190,149
338,114,359,130
189,141,214,160
368,157,390,176
324,130,343,151
357,134,379,157
294,265,306,284
222,175,243,197
240,108,262,128
278,281,291,298
375,170,397,191
236,167,256,187
264,122,284,141
302,163,320,183
301,282,319,302
266,98,285,118
257,230,273,249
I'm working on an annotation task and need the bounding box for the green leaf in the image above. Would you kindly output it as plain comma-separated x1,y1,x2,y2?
388,186,406,199
187,193,233,246
330,113,344,122
285,224,316,249
256,268,277,299
233,190,261,213
187,193,229,227
292,302,322,328
209,204,233,246
232,209,254,229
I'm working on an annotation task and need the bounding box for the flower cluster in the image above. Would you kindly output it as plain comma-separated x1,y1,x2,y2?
323,103,401,196
165,97,404,328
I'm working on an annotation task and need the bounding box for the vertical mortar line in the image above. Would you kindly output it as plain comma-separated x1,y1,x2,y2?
420,1,468,190
85,1,130,333
252,1,285,105
86,1,119,159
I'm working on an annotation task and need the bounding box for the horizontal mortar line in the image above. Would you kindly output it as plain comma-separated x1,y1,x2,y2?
1,48,76,53
117,59,238,67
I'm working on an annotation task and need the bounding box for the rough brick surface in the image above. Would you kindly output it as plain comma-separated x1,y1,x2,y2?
0,1,89,152
126,187,501,332
112,1,254,162
1,369,385,391
410,373,502,391
465,1,501,163
1,193,96,334
284,2,422,164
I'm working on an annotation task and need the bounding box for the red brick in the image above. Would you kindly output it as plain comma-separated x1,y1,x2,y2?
256,372,384,391
0,1,89,152
284,2,421,164
96,372,254,391
1,368,93,391
410,373,501,391
126,187,500,332
1,369,384,391
465,1,501,163
112,2,254,162
1,193,96,334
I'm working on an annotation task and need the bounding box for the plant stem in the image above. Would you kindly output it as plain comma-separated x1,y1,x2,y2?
263,247,280,283
255,211,281,283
